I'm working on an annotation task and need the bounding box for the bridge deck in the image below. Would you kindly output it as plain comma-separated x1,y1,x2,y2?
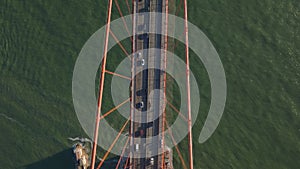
130,0,172,168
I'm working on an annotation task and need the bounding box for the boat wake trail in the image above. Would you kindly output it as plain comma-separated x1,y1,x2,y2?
0,113,25,128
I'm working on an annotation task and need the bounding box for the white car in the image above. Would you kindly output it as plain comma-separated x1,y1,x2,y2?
139,59,145,66
136,52,142,58
135,144,139,151
136,101,144,109
150,157,154,165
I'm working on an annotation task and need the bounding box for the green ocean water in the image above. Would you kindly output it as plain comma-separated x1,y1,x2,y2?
0,0,299,169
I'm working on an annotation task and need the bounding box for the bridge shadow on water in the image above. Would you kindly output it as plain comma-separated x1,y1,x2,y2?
19,149,122,169
20,149,75,169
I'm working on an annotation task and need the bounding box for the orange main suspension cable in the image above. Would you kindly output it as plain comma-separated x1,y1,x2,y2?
183,0,194,168
97,119,130,169
90,0,114,168
161,0,169,168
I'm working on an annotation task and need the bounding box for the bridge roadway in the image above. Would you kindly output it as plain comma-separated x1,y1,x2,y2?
130,0,166,168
